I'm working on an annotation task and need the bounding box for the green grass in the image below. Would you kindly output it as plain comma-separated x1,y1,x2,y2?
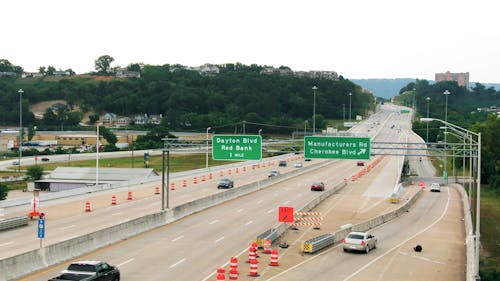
35,153,235,173
480,188,500,280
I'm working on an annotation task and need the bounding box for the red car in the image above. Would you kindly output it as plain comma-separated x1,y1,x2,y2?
357,161,365,166
310,182,325,191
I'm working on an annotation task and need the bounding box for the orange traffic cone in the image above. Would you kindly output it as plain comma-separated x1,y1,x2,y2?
269,250,279,266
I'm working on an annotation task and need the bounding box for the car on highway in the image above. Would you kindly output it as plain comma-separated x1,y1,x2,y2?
268,170,280,178
310,182,325,191
304,158,312,162
430,182,441,192
343,231,377,253
294,162,303,168
11,160,19,165
357,161,365,166
41,157,50,162
278,160,287,167
217,178,234,189
49,260,120,281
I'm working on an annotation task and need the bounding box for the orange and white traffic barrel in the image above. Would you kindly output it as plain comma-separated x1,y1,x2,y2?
111,195,117,205
85,201,91,212
248,259,259,277
269,250,279,266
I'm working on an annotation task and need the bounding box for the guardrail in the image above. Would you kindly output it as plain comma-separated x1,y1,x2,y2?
255,228,280,248
301,233,335,253
0,216,29,231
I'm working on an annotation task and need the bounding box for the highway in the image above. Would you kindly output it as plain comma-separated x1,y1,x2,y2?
1,104,466,281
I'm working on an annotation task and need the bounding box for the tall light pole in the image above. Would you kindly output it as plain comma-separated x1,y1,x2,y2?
206,127,211,169
348,92,352,122
342,104,345,124
443,90,451,183
304,120,308,136
96,124,100,186
18,89,24,172
426,97,430,142
312,86,318,135
258,129,262,135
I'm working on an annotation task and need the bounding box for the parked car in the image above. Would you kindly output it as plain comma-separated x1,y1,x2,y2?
357,161,365,166
430,182,441,192
41,157,50,162
11,160,19,165
217,178,234,189
343,231,377,253
278,160,287,167
310,182,325,191
294,162,303,168
48,260,120,281
268,170,280,178
304,158,312,162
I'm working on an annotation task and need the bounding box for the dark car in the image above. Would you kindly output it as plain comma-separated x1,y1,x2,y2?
41,157,50,162
278,160,287,167
217,178,234,189
49,260,120,281
310,182,325,191
357,161,365,166
304,158,312,162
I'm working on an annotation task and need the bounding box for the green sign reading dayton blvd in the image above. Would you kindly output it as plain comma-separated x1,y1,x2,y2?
212,135,262,160
304,136,370,160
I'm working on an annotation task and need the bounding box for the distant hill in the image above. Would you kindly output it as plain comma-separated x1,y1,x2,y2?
351,78,500,99
351,78,416,99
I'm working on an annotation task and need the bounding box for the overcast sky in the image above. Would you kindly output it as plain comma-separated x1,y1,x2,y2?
3,0,499,83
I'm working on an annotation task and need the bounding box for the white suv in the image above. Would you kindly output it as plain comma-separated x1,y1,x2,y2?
430,182,441,192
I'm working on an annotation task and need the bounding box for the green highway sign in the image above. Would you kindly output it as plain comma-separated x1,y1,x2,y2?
212,135,262,160
304,136,370,160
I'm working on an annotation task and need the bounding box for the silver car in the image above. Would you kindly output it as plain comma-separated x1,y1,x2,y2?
343,231,377,253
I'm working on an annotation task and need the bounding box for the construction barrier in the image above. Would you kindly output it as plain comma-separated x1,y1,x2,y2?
291,212,322,229
202,175,206,181
171,182,176,190
301,233,335,253
216,268,225,280
248,259,259,277
248,247,257,263
229,268,238,280
182,180,187,187
255,228,280,248
220,170,224,177
155,186,160,194
194,177,198,184
127,191,133,200
269,250,279,266
209,173,213,179
111,196,117,205
263,239,272,254
85,201,91,212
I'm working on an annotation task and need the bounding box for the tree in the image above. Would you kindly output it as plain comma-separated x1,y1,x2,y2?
0,183,8,200
98,126,117,146
46,66,56,75
127,63,141,72
95,55,115,74
25,166,44,181
27,125,37,141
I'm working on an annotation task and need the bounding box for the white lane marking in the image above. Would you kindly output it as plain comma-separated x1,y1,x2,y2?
215,236,225,243
111,212,123,216
399,251,446,265
172,235,184,242
237,209,244,213
209,220,219,225
170,258,186,268
117,258,134,267
257,200,263,204
245,221,253,226
60,225,76,230
200,247,250,281
0,241,14,247
267,209,274,214
283,201,291,205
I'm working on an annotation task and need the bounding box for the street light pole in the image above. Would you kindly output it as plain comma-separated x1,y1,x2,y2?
304,120,308,136
443,90,451,183
348,92,352,122
206,127,211,169
426,97,430,142
96,124,100,186
312,86,317,135
342,104,345,124
18,89,23,172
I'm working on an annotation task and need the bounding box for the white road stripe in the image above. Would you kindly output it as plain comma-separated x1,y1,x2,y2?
283,201,291,205
237,209,244,213
257,200,263,204
209,220,219,225
111,212,123,216
267,209,274,214
117,258,134,267
215,236,225,243
0,241,14,247
172,235,184,242
60,225,76,230
245,221,253,226
170,258,186,268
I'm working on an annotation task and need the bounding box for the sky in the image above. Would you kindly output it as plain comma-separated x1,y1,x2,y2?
3,0,500,83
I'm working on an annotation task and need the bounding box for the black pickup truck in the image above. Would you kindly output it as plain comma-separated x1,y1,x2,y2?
48,261,120,281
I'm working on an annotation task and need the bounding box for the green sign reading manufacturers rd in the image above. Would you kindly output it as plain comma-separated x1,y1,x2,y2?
212,135,262,160
304,136,370,160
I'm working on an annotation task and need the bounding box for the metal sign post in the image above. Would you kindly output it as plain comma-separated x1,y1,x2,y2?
37,218,45,248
